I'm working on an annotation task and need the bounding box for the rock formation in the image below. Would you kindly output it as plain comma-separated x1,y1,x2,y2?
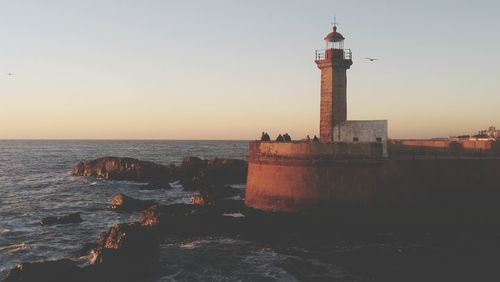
109,194,156,212
7,157,249,281
90,222,159,266
71,156,248,191
192,185,244,213
71,156,175,184
40,213,83,225
140,204,205,232
3,260,83,282
179,157,247,190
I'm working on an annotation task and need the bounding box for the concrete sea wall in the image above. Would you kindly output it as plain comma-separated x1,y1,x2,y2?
392,139,499,151
248,141,383,160
245,141,500,221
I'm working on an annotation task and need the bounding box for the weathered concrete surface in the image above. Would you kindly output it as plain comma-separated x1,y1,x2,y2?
245,142,500,216
249,141,383,160
333,120,388,156
316,56,351,142
392,139,499,152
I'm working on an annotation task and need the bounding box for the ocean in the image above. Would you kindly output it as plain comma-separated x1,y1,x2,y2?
3,140,499,281
0,140,287,280
3,140,361,281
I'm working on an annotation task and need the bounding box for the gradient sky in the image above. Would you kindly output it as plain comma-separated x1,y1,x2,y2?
1,0,499,139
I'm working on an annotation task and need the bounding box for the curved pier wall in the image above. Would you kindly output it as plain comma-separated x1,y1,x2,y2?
245,141,500,214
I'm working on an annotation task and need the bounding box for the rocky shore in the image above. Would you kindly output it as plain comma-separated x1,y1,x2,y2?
5,156,500,281
4,156,249,281
71,156,247,189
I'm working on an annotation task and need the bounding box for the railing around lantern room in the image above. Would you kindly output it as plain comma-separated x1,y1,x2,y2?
315,49,352,61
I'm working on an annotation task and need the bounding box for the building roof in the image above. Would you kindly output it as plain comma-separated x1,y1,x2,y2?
324,26,345,42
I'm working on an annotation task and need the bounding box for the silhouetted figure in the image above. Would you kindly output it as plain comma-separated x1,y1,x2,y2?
276,134,284,142
265,133,271,141
260,132,270,141
283,133,291,142
313,135,319,141
263,132,270,141
306,135,311,141
261,132,271,141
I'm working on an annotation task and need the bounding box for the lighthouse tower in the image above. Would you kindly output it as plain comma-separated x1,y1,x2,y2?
245,24,389,213
315,25,353,142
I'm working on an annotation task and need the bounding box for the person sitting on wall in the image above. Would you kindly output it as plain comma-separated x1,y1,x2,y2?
264,132,271,141
260,132,271,141
306,135,311,141
276,134,284,142
313,135,319,141
283,133,291,142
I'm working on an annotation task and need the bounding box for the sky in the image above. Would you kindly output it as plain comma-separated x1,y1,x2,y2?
0,0,499,139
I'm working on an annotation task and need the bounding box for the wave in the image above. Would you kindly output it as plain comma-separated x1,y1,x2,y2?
0,228,10,235
222,213,245,218
0,140,249,275
175,237,242,250
0,242,29,253
157,238,299,281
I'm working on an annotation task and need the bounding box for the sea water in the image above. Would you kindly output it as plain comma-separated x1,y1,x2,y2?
0,140,359,281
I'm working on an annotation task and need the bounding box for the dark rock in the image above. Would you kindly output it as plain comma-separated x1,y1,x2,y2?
178,157,206,190
81,263,152,282
3,260,82,282
140,182,173,190
109,194,157,212
199,185,241,204
192,185,244,213
71,156,175,184
71,156,247,190
79,242,98,257
91,222,159,267
139,204,214,237
138,203,247,237
179,157,247,190
192,195,205,205
140,204,204,228
40,212,82,225
77,222,164,281
193,196,244,214
211,199,245,213
139,204,163,227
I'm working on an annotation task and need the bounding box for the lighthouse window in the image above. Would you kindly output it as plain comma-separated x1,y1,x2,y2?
376,137,382,142
353,137,359,142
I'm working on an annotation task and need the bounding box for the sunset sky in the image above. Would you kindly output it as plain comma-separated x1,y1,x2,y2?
1,0,499,139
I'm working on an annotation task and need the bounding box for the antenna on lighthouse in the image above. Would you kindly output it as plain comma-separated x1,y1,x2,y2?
330,16,339,30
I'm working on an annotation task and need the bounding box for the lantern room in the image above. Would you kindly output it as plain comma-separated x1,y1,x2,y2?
324,25,345,50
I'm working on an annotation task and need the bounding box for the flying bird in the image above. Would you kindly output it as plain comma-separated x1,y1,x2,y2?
364,58,379,62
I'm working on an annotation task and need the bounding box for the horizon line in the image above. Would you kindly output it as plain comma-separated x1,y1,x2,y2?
0,138,253,141
0,137,455,141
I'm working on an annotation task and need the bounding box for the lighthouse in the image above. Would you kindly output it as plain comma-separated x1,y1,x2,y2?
245,24,389,213
315,25,353,142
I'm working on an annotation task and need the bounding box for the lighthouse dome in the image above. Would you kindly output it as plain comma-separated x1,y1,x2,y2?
324,26,345,42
